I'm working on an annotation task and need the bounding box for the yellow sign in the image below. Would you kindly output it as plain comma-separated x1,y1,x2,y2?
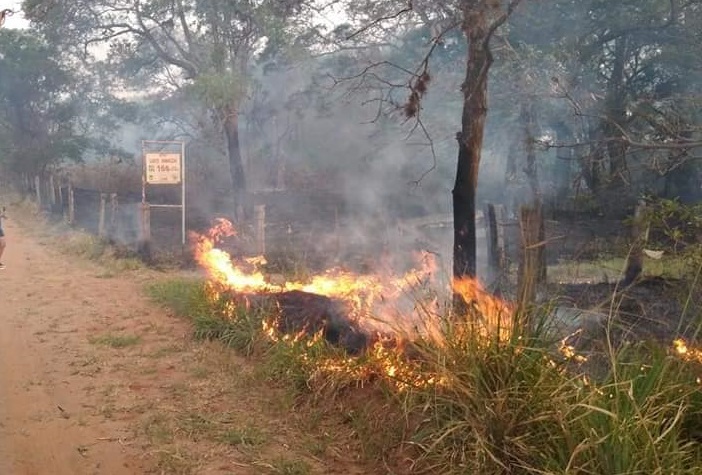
145,153,181,184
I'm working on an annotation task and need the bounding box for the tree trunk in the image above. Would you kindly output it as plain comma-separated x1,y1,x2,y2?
517,204,546,312
222,105,247,221
522,99,539,202
453,9,491,280
584,120,603,194
604,37,629,188
622,199,646,286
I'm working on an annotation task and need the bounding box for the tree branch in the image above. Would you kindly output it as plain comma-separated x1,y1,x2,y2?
134,1,198,78
175,0,195,53
346,1,414,40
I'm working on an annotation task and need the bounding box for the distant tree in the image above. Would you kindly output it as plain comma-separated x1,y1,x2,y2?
513,0,702,211
0,29,86,175
337,0,523,279
24,0,307,220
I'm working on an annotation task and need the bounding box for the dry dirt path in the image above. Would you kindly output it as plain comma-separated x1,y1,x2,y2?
0,211,367,475
0,217,158,474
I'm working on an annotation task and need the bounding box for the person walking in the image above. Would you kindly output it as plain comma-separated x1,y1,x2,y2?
0,207,6,269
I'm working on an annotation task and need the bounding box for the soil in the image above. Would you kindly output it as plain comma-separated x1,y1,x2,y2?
0,209,371,475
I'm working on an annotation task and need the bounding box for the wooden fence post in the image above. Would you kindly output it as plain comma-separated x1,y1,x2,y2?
254,204,266,256
138,202,151,259
34,176,42,206
49,175,57,208
485,203,506,284
98,193,107,238
67,184,75,225
517,204,547,316
57,178,64,210
109,193,118,238
623,200,647,286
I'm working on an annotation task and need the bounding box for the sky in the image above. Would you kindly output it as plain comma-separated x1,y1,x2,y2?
3,1,28,29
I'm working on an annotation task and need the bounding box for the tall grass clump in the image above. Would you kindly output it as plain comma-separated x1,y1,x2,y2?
149,275,702,474
148,279,270,355
399,308,702,475
148,279,214,318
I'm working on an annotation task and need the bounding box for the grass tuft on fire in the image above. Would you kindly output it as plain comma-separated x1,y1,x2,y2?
149,275,702,474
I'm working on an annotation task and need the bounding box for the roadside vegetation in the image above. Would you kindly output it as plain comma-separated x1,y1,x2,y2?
149,214,702,475
3,0,702,471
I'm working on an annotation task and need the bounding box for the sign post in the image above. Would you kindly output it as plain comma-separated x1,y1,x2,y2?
142,140,186,245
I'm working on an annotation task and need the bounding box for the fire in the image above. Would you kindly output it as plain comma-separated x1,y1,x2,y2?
192,219,444,331
191,220,272,294
192,218,515,389
673,338,702,363
451,277,515,340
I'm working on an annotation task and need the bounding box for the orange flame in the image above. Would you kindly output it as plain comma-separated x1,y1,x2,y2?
192,219,443,327
673,338,702,363
452,277,515,339
191,220,272,294
192,218,514,350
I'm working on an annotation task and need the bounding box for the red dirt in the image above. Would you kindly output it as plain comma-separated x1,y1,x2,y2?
0,212,373,474
0,218,154,474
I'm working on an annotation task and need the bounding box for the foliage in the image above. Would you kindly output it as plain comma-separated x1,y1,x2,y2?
152,276,702,474
0,29,87,174
644,198,702,250
509,0,702,206
187,72,248,107
148,280,271,355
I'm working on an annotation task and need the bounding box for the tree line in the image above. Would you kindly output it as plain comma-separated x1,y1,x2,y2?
0,0,700,279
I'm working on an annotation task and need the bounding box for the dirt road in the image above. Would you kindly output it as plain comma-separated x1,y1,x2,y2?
0,210,369,475
0,217,164,474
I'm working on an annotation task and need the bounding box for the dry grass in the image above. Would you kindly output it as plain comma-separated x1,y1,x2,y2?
148,261,702,474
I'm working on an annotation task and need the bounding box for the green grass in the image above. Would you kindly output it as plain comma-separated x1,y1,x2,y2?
150,271,702,474
219,425,268,446
89,333,141,348
147,279,211,317
268,457,313,475
549,254,695,283
147,279,271,355
176,413,218,442
396,325,702,474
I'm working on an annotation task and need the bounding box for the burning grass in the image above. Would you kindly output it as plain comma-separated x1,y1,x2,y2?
147,219,702,474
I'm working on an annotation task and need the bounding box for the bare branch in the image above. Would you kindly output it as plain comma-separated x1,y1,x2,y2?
175,0,195,52
346,1,414,40
408,116,437,187
134,1,198,78
0,8,14,28
484,0,524,47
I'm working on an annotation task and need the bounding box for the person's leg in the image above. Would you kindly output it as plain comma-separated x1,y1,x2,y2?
0,235,6,265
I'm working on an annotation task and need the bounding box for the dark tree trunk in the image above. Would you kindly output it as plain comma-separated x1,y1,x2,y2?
584,120,603,194
522,100,539,202
622,200,646,286
222,105,247,221
604,37,629,188
453,9,491,280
